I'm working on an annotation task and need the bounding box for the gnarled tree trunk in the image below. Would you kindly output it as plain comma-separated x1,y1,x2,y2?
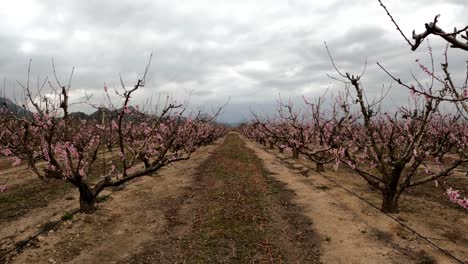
78,183,97,214
315,162,325,172
381,191,400,213
292,149,299,159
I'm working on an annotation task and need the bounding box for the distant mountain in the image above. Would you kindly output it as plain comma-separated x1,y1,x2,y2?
88,108,115,121
68,111,90,120
0,100,211,124
0,97,32,118
88,106,140,121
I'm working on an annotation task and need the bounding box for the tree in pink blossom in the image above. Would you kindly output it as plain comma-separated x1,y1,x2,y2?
0,58,226,213
325,45,467,212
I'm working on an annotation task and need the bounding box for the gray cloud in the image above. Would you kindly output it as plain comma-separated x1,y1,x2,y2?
0,0,466,123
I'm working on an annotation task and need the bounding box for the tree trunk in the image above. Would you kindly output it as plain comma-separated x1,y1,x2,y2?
269,142,274,149
292,149,299,159
315,162,325,172
279,148,284,153
381,192,399,213
78,183,97,214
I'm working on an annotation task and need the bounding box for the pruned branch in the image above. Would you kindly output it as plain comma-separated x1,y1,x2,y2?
378,0,468,51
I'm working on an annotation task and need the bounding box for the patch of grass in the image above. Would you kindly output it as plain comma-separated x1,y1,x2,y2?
180,134,282,263
61,212,73,221
270,185,281,194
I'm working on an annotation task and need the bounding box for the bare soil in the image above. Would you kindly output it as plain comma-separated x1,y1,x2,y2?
0,141,219,263
0,151,122,257
243,136,467,264
1,133,466,264
1,133,321,263
120,132,321,263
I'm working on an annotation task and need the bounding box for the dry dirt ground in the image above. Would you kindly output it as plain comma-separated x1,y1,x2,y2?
243,136,467,264
120,132,320,263
0,140,220,263
0,151,121,253
1,132,466,263
1,133,321,263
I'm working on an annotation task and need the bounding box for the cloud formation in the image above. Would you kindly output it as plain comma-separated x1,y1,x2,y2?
0,0,466,123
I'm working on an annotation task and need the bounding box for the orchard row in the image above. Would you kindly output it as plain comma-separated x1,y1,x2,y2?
240,63,467,213
0,61,228,213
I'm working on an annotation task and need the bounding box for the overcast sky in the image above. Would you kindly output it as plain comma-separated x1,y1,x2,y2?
0,0,466,123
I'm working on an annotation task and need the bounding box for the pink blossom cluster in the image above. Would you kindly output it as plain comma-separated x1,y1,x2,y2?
446,188,468,210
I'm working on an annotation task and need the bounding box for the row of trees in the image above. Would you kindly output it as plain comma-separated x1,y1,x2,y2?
240,48,467,214
241,0,467,214
241,92,467,213
0,59,227,213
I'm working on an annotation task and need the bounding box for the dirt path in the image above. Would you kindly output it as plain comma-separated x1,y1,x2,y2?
243,136,466,264
121,132,321,263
